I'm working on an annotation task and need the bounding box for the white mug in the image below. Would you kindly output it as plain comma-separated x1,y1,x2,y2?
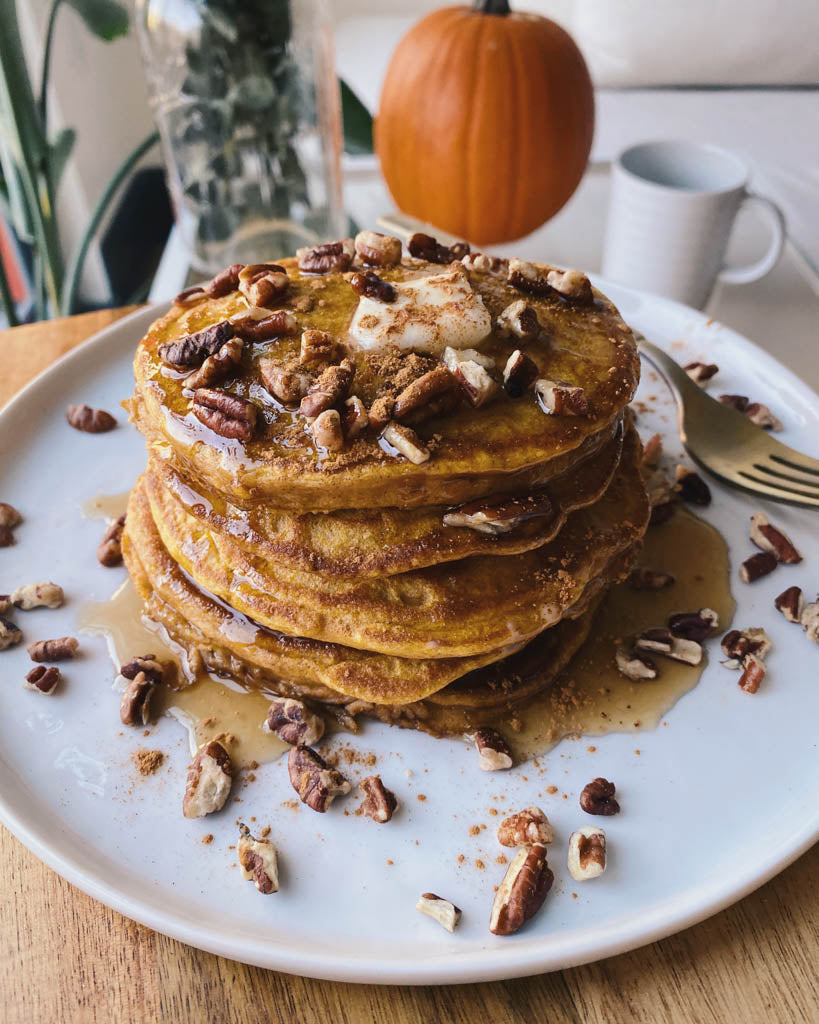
602,140,786,309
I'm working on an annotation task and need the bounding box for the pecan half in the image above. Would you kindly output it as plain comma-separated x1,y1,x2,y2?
350,270,395,303
489,844,553,936
393,368,456,422
27,636,78,662
120,654,166,685
238,263,289,307
264,697,324,746
288,745,351,812
159,320,234,369
627,567,676,591
0,617,23,650
474,727,513,771
11,582,64,610
502,350,539,397
535,379,588,416
205,263,244,298
443,492,552,535
183,740,233,818
97,514,126,567
238,823,279,894
354,230,402,268
668,608,720,643
749,512,802,564
507,258,554,297
720,627,771,669
416,892,462,932
230,308,298,342
615,646,658,681
381,422,430,465
66,404,116,433
24,664,61,695
498,807,554,848
684,361,719,385
738,653,766,693
674,465,712,506
358,775,398,823
299,328,346,368
579,777,619,816
801,601,819,644
341,396,369,439
119,673,156,726
496,299,542,341
299,359,355,419
173,285,206,308
367,395,395,432
775,585,804,623
0,502,22,529
297,240,354,275
192,388,258,442
567,826,606,880
186,337,244,390
260,360,314,405
745,402,783,431
407,232,469,264
546,268,593,304
739,551,778,583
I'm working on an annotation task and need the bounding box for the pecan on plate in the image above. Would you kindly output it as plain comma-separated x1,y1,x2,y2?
745,402,783,431
354,230,402,268
407,232,469,264
205,262,244,298
97,514,126,567
0,526,13,548
739,551,778,583
297,240,354,275
24,665,61,695
186,337,244,390
0,502,22,529
801,601,819,644
183,740,233,818
684,361,718,385
192,388,258,442
27,636,78,662
749,512,802,564
11,581,64,610
120,674,156,726
738,653,766,693
238,823,279,894
546,268,593,304
288,745,351,812
0,617,23,651
264,697,325,746
774,585,804,623
474,727,513,771
237,263,289,307
668,608,720,643
615,646,658,681
66,404,117,433
158,320,235,369
350,270,395,303
358,775,398,823
674,465,712,506
579,777,620,816
120,653,167,685
489,844,553,936
627,568,675,591
720,627,772,669
567,826,607,881
497,807,554,848
416,893,461,932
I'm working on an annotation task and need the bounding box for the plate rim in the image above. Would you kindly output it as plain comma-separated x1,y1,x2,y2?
1,280,817,984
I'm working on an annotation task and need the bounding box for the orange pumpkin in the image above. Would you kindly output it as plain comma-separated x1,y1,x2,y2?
375,0,594,245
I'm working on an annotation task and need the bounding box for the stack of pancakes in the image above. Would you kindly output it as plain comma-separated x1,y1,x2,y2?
124,239,648,736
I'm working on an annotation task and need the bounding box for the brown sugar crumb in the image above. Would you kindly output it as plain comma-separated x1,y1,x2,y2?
488,807,498,816
495,854,508,865
386,859,394,866
634,749,641,756
246,773,257,783
134,749,164,776
572,892,578,899
201,834,214,845
248,760,259,771
142,729,150,737
281,800,300,810
587,746,597,753
546,785,558,795
416,793,427,802
475,859,486,871
202,717,216,727
469,825,480,837
260,826,271,838
457,853,465,865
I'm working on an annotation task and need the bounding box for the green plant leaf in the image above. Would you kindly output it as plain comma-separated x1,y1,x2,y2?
340,78,373,156
47,126,76,192
65,0,129,41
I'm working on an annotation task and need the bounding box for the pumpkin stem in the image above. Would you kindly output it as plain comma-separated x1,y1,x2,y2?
473,0,511,14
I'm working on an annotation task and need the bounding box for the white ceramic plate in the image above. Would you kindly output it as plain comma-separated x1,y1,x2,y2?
1,281,817,984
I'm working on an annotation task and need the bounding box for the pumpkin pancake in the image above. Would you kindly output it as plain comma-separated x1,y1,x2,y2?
138,426,647,659
130,253,639,511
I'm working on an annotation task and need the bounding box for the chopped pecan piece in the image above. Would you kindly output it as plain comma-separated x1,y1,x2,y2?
159,320,235,369
739,551,778,583
381,422,430,465
461,252,507,274
299,328,346,368
749,512,802,564
535,379,588,416
66,404,116,433
738,653,766,693
546,267,593,304
416,893,462,932
674,465,712,506
264,697,324,746
443,492,552,535
775,585,804,623
393,368,456,421
684,361,719,385
633,628,674,655
0,502,22,529
288,745,351,812
452,360,499,408
407,232,469,264
260,360,314,405
186,337,244,390
354,230,402,268
497,807,554,848
24,665,61,695
507,258,553,297
0,617,23,650
442,346,495,373
299,359,355,419
0,526,14,548
801,601,819,644
720,627,771,668
297,240,354,275
367,395,395,432
567,826,607,881
489,844,553,936
474,727,513,771
496,299,542,341
192,388,258,442
183,740,233,818
668,608,719,643
311,409,344,451
502,350,539,398
97,514,126,567
238,823,279,893
341,395,369,439
11,582,64,610
205,263,244,298
237,263,289,307
641,433,663,468
579,777,619,816
120,674,156,726
358,775,398,823
615,646,658,681
27,636,78,662
120,653,166,685
627,567,675,591
230,308,298,341
350,270,395,303
173,285,206,308
745,402,783,430
718,394,749,412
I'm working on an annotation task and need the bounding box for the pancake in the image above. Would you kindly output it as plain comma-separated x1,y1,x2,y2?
137,425,648,659
130,255,639,511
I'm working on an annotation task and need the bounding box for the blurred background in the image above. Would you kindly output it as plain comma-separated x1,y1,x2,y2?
1,0,817,329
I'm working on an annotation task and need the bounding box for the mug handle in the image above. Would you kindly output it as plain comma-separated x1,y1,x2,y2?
718,191,786,286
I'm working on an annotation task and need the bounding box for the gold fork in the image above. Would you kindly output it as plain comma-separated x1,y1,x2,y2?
636,335,819,509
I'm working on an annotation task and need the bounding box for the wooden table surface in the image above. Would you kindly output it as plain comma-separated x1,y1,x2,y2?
1,308,817,1024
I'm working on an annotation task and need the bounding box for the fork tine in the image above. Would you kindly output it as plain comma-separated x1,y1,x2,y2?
736,469,819,506
768,451,819,478
753,461,819,491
